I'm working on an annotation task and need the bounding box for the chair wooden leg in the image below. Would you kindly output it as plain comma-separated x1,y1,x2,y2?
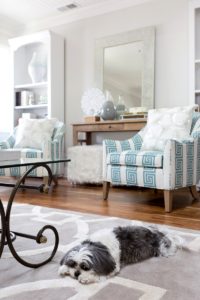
164,190,173,212
103,181,110,200
43,176,49,185
52,176,58,186
43,175,58,186
189,185,200,201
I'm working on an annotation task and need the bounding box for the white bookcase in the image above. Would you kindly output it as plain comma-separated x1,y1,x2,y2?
9,30,64,126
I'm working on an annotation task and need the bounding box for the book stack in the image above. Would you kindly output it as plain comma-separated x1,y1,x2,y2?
120,112,148,120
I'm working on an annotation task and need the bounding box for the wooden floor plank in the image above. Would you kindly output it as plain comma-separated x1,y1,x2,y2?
0,178,200,230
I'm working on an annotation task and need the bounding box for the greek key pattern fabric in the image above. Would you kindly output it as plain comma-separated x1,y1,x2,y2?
191,112,200,133
104,113,200,189
0,123,65,177
107,165,164,189
21,149,43,158
104,132,144,155
181,140,196,188
103,132,144,179
49,138,64,175
106,138,200,190
0,134,15,149
0,165,39,177
163,138,200,189
107,150,163,168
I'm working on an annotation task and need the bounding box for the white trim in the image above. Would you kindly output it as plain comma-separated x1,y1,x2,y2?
25,0,156,32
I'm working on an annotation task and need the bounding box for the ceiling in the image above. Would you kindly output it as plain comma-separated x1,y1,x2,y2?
0,0,152,36
0,0,108,25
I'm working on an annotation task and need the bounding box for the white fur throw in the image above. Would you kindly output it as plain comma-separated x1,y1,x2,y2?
67,145,103,184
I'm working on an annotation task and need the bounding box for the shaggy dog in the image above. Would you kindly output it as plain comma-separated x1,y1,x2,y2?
59,225,183,284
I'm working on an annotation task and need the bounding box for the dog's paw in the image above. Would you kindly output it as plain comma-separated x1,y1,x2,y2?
58,265,70,276
78,277,90,284
78,274,99,284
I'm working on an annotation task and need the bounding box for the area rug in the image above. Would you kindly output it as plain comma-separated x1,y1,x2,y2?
0,203,200,300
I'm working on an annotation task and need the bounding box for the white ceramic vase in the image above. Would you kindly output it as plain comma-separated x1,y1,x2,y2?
28,52,47,83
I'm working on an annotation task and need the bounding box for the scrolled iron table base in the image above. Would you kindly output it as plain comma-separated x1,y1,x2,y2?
0,163,59,268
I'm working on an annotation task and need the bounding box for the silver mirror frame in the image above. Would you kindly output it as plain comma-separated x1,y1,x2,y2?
95,26,155,109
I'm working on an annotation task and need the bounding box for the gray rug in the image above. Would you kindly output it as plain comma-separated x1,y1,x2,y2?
0,203,200,300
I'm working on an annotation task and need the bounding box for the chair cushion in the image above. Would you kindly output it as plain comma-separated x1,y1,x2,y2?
141,106,195,151
14,118,57,150
107,150,163,168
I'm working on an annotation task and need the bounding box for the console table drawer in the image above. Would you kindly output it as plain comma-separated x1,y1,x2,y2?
93,123,124,131
123,122,145,131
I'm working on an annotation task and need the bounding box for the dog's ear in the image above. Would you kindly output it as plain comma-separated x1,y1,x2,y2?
83,241,116,275
60,245,81,265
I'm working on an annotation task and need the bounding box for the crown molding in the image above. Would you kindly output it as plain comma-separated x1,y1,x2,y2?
25,0,154,32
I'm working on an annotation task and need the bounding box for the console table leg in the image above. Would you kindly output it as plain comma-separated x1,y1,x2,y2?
86,132,92,145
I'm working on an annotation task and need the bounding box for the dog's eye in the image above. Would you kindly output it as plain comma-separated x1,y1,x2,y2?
67,260,77,268
80,263,90,271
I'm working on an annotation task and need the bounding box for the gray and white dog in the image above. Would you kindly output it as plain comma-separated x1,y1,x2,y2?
59,225,183,284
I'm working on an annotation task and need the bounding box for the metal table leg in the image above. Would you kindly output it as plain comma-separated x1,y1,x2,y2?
0,200,6,258
0,163,59,268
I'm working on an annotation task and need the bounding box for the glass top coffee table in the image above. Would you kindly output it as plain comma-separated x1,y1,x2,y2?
0,158,70,268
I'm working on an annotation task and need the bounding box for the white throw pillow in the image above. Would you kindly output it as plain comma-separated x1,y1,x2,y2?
14,118,57,150
141,106,195,151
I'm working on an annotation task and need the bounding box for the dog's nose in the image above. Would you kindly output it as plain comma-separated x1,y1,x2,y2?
74,270,80,278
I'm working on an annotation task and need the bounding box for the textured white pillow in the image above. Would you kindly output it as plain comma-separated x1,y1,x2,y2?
141,106,195,151
14,118,57,150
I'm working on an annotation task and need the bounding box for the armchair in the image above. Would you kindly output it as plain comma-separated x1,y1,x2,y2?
0,120,65,183
103,112,200,212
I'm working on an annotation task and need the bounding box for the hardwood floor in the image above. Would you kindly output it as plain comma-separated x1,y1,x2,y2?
1,178,200,230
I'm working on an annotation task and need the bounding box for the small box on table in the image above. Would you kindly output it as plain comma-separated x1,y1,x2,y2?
84,116,100,122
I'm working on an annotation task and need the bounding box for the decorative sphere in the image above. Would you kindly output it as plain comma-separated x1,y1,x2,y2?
101,100,116,120
81,88,106,116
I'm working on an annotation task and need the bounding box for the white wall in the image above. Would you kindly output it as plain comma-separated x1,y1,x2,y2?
3,0,188,146
48,0,189,146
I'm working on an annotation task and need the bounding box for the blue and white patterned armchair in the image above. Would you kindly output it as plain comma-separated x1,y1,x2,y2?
0,120,65,182
103,113,200,212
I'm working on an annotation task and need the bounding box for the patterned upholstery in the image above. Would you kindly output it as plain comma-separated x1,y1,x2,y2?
103,113,200,190
107,150,163,168
0,121,65,177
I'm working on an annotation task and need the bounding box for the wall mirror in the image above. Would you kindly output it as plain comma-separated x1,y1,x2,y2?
95,26,155,110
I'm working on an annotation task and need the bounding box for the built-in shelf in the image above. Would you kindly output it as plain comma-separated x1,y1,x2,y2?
14,82,48,90
14,104,48,110
195,90,200,94
9,30,64,126
195,59,200,63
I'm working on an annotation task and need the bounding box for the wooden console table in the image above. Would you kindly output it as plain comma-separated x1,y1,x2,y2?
72,119,147,145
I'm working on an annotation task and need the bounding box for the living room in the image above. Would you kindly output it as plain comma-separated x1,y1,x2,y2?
0,0,200,299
